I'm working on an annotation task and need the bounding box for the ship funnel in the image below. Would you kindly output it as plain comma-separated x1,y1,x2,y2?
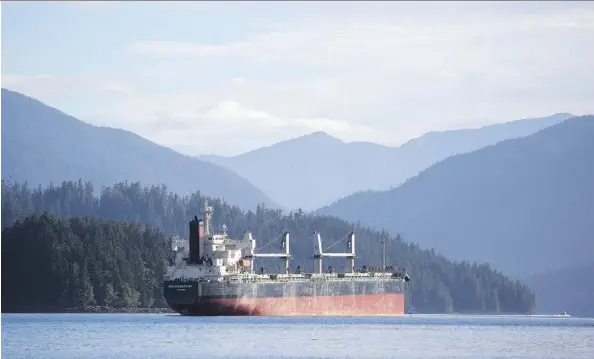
188,216,202,264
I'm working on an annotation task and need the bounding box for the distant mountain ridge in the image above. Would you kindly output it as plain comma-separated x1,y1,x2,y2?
200,113,572,211
317,115,594,279
0,88,278,210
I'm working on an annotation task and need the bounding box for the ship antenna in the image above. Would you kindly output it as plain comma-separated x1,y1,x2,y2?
409,283,413,317
382,239,386,271
203,200,214,236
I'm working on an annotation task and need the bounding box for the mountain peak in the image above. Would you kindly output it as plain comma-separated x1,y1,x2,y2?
296,131,343,143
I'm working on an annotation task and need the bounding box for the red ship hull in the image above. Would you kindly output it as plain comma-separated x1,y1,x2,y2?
178,293,405,316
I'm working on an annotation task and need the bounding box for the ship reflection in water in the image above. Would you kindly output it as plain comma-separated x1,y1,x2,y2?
163,201,411,316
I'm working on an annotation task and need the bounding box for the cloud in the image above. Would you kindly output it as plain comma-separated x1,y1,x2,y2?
81,95,386,156
4,2,594,157
125,5,594,127
0,73,408,156
128,8,594,66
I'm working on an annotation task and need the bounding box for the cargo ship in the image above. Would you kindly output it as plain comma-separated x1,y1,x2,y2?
163,201,411,316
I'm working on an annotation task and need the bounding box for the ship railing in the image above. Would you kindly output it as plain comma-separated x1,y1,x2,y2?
221,270,409,283
241,271,408,279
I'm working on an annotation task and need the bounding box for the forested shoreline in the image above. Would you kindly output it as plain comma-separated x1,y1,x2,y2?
1,180,535,314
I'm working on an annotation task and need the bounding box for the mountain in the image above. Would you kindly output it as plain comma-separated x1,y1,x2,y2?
524,262,594,318
317,115,594,278
201,114,572,211
201,131,396,211
0,88,277,210
2,180,535,314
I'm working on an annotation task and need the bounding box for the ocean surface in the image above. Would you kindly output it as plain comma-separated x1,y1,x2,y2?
2,314,593,359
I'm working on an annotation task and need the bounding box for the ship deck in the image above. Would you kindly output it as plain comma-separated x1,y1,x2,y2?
165,270,409,284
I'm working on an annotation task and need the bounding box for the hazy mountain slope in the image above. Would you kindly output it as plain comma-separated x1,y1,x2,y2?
317,115,594,277
0,89,278,210
391,112,573,191
525,262,594,318
201,114,571,211
202,131,396,211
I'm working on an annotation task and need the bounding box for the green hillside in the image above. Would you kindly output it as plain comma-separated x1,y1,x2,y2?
1,180,535,314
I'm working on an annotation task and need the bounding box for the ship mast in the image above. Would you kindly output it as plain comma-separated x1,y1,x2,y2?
382,239,386,270
203,200,213,236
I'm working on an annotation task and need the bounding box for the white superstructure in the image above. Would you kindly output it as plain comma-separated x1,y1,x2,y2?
164,200,376,283
165,201,292,281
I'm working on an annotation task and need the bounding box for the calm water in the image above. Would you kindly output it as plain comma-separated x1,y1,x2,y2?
2,314,593,359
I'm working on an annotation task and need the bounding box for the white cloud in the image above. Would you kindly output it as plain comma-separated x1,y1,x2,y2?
1,73,402,156
4,2,594,156
125,5,594,130
128,9,594,68
80,95,385,156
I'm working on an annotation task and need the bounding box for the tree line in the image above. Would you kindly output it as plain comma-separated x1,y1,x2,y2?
1,213,168,312
1,179,535,313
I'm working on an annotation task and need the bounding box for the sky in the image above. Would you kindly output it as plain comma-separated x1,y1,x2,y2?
2,1,594,156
